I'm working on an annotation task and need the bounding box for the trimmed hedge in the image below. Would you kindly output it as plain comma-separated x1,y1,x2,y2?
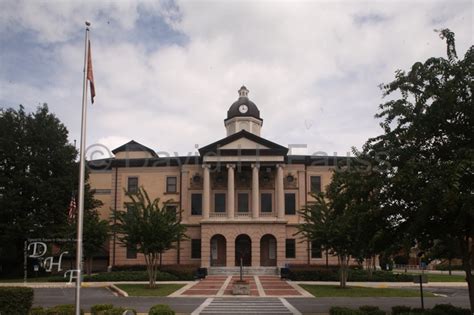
44,304,84,315
112,264,198,281
86,271,178,282
90,304,114,314
331,304,471,315
47,271,179,282
96,307,136,315
30,307,47,315
287,266,413,282
0,286,34,315
359,305,385,315
392,306,412,315
149,304,176,315
330,307,364,315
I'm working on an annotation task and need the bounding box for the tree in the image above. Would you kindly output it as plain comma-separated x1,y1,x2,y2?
298,157,393,287
0,105,77,275
364,29,474,311
65,180,108,276
113,187,187,288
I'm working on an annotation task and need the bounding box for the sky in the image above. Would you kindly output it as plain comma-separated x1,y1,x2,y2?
1,0,472,159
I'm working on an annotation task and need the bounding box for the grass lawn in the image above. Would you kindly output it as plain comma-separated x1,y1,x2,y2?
115,283,185,296
300,284,436,297
423,274,465,282
397,273,466,282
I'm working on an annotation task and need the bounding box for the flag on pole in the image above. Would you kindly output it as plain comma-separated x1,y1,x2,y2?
87,40,95,104
68,195,77,223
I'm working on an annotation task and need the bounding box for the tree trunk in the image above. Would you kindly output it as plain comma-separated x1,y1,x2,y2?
460,235,474,313
367,257,374,281
338,254,349,288
326,249,329,269
448,258,452,276
145,253,156,289
86,257,93,276
463,262,474,312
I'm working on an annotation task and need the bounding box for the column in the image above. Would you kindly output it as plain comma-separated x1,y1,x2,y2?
227,164,235,219
202,164,210,219
251,163,260,218
276,164,285,219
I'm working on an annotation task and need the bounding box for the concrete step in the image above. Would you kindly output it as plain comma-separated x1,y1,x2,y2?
208,266,279,276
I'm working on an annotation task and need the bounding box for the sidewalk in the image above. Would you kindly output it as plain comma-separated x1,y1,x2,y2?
0,280,467,289
0,280,192,288
292,281,468,288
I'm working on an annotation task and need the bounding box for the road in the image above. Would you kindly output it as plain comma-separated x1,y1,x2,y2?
33,286,471,314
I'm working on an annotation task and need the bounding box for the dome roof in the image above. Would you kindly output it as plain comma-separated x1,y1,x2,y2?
226,86,262,121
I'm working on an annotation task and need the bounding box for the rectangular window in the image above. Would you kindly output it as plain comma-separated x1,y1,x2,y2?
261,193,272,213
191,193,202,215
166,176,177,193
310,176,321,193
125,203,136,213
237,193,249,212
165,205,177,216
127,177,138,193
191,239,201,259
311,241,322,258
285,193,296,215
285,239,296,258
214,193,226,213
126,244,137,259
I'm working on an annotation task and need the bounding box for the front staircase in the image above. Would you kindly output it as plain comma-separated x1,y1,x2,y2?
208,266,279,276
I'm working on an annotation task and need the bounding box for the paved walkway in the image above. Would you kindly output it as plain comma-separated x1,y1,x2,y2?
191,297,301,315
180,275,305,297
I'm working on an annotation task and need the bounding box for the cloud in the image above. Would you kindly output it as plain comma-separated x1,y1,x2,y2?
1,0,472,157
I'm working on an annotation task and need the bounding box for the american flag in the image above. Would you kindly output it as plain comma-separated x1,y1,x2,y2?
68,195,77,223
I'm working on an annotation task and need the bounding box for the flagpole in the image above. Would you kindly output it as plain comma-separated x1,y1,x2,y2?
75,20,90,315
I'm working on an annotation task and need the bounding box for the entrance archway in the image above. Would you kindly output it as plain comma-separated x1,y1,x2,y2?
210,234,227,266
235,234,252,266
260,234,277,266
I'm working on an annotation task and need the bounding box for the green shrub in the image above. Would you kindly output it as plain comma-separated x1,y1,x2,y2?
409,308,425,314
84,271,178,282
149,304,175,315
358,305,385,315
288,266,413,282
90,304,114,314
112,264,199,280
431,304,471,315
391,306,411,315
30,306,47,315
98,307,136,315
45,304,84,315
0,286,34,315
159,265,198,281
111,264,147,271
329,306,363,315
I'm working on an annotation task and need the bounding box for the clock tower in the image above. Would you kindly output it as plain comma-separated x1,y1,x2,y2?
225,86,263,136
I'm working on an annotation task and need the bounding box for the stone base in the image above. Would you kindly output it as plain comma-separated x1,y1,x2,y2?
232,281,250,295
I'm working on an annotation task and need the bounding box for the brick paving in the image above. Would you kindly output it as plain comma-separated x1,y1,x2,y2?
181,275,227,296
259,276,302,296
180,275,302,297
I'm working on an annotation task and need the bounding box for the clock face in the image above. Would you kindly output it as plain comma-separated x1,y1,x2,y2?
239,104,248,113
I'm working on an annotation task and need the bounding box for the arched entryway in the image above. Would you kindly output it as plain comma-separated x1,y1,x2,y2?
260,234,277,266
235,234,252,266
210,234,227,266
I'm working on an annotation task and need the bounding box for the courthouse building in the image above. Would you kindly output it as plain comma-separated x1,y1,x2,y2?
89,86,348,271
